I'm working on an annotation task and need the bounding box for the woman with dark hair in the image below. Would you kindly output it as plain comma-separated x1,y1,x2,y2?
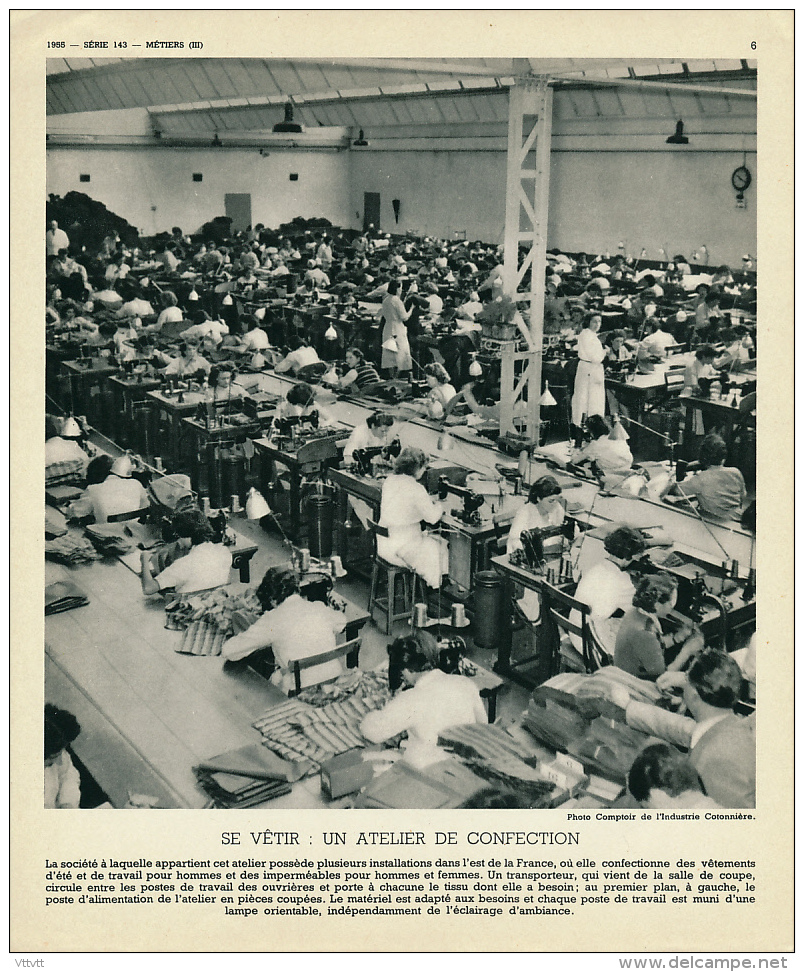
378,278,412,377
506,475,565,555
45,704,82,808
140,509,231,595
663,433,746,520
627,743,719,809
86,454,149,524
378,447,447,589
278,381,334,427
338,347,381,392
614,573,703,681
570,526,648,656
360,634,486,768
569,413,633,475
221,565,346,692
571,312,606,428
343,410,396,465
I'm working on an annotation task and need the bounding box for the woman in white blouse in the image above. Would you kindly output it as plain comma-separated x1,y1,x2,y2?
571,313,606,428
378,447,447,589
361,635,486,769
378,279,412,376
222,566,346,693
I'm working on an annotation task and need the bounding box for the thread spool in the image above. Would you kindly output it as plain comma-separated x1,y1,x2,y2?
154,456,164,472
299,548,311,572
412,603,428,628
231,494,242,514
200,494,211,515
451,603,466,628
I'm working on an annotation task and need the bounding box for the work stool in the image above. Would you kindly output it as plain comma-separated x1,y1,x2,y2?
366,519,423,635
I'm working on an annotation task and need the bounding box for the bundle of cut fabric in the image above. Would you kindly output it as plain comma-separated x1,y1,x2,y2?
522,697,590,753
44,580,90,615
84,523,135,556
194,770,292,808
165,587,262,656
253,692,389,768
45,533,100,565
438,724,558,807
566,715,649,783
296,669,390,708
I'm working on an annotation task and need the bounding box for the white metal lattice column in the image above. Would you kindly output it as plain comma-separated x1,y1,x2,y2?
499,77,553,442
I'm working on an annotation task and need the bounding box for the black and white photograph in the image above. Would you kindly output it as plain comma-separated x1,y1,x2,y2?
41,51,761,812
12,9,793,959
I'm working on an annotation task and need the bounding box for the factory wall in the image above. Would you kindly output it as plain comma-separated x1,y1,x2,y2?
348,142,757,266
46,145,352,238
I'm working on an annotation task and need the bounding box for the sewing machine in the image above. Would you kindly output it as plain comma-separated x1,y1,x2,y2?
351,437,402,477
437,475,485,526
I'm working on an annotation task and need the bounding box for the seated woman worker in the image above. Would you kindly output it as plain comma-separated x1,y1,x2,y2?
140,509,232,596
221,566,346,694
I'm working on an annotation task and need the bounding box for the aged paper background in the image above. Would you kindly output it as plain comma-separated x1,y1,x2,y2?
11,9,793,957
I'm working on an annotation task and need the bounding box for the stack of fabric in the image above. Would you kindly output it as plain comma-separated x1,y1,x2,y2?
438,724,558,807
164,587,262,656
253,689,389,768
45,534,100,566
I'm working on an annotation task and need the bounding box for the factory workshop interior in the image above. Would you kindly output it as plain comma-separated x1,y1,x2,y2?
42,56,759,813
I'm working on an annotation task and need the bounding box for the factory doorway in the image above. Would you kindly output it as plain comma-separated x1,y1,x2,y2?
225,193,252,235
363,192,381,233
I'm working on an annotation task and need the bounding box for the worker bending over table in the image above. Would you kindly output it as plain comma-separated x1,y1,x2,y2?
140,509,232,596
221,565,346,694
360,634,487,770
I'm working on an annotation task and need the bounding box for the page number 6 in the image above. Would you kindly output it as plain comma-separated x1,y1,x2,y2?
751,41,756,49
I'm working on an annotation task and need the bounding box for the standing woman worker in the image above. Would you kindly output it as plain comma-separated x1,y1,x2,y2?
571,312,606,429
378,446,448,589
379,279,412,378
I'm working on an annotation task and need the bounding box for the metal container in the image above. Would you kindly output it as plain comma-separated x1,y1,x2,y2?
307,492,334,559
472,570,504,650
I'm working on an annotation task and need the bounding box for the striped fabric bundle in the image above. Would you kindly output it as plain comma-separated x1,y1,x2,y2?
438,724,556,807
176,620,227,656
253,693,386,768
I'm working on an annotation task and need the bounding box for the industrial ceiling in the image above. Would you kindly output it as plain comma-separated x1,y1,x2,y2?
46,57,756,135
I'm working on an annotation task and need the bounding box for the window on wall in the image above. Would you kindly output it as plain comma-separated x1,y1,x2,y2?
192,173,203,182
79,174,90,183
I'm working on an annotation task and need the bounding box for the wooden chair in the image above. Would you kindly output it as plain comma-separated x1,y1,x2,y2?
366,519,422,634
541,581,611,676
287,636,362,698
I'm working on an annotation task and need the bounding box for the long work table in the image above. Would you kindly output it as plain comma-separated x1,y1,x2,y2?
45,520,370,810
245,369,755,573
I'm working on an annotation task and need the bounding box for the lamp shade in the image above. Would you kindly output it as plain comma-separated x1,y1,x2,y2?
245,487,272,520
324,323,338,341
222,293,233,306
251,352,265,370
468,356,483,377
188,288,199,301
140,277,149,288
539,383,557,407
609,417,630,441
61,416,82,438
322,367,339,385
382,337,399,353
110,455,135,478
